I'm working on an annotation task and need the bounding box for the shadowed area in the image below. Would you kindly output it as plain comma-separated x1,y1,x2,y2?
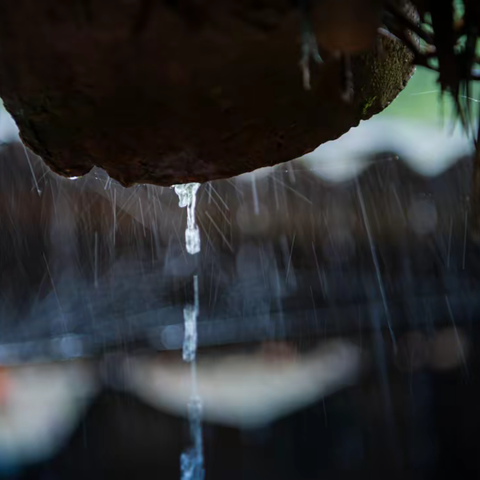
0,0,414,186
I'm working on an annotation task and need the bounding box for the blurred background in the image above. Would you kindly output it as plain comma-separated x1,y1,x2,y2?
0,67,479,479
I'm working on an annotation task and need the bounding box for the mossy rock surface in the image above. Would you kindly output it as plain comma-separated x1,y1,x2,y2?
0,0,414,186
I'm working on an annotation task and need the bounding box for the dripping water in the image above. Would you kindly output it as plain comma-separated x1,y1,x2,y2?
173,183,204,480
174,183,201,255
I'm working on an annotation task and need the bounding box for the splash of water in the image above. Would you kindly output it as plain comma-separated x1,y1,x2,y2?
173,183,201,255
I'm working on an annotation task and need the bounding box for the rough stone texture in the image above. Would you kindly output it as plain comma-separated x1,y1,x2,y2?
0,0,414,186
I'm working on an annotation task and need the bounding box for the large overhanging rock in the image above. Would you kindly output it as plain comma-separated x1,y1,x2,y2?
0,0,414,187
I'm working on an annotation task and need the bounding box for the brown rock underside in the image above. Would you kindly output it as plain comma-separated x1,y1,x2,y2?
0,0,414,186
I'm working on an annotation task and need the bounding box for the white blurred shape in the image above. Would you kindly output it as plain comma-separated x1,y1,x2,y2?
299,117,473,182
127,340,361,428
0,107,19,144
0,362,96,467
392,119,472,175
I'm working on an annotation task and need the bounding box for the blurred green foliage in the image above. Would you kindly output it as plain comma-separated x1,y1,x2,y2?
380,68,452,123
381,66,479,129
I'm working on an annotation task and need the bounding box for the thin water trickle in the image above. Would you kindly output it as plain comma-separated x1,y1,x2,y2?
183,275,200,363
173,183,204,480
180,276,203,480
174,183,201,255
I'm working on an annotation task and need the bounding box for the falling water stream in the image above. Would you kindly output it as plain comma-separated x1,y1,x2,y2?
174,183,201,256
173,183,204,480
